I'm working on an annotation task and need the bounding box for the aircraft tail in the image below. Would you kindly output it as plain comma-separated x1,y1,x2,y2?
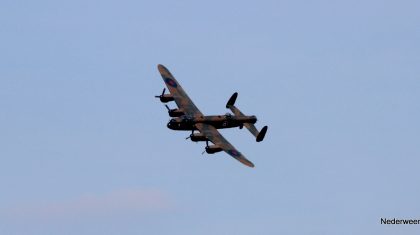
226,92,268,142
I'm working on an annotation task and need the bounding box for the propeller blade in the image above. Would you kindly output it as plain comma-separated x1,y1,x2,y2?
165,105,170,111
155,88,166,98
202,150,206,155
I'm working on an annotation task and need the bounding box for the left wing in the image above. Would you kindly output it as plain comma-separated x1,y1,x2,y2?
157,64,203,117
195,123,255,168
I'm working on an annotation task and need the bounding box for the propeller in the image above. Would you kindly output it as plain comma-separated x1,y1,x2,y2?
154,88,166,98
186,130,194,140
165,104,179,118
202,141,210,154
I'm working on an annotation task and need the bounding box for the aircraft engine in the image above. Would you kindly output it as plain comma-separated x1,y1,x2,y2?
166,106,184,117
155,88,174,103
205,145,223,154
189,133,208,142
159,95,174,103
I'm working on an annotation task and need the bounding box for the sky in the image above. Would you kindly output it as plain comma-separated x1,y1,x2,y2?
1,0,419,234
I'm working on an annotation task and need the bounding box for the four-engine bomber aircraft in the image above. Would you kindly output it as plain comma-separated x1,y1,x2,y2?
155,64,268,167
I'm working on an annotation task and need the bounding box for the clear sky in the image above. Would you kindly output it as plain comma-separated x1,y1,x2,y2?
1,0,419,234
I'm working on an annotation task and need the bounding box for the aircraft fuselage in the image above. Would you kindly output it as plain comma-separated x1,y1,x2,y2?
167,114,257,131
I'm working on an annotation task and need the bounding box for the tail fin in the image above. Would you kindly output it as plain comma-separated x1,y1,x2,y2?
256,126,268,142
226,93,268,142
226,92,238,108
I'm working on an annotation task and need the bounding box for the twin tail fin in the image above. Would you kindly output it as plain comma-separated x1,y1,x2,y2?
226,92,268,142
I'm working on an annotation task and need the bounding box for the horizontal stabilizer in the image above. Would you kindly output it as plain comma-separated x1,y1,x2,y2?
226,92,268,142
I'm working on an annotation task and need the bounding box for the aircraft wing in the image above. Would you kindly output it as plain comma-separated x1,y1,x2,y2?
157,64,203,117
195,123,255,168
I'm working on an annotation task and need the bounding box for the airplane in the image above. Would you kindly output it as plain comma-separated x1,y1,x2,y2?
155,64,268,168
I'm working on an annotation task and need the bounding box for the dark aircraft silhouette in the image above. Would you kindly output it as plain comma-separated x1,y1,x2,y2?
155,64,267,167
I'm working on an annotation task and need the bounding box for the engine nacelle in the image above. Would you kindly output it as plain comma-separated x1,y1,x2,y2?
168,108,184,117
189,133,208,142
205,145,223,154
159,94,174,103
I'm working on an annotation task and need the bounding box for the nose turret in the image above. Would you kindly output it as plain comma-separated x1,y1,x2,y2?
167,119,176,129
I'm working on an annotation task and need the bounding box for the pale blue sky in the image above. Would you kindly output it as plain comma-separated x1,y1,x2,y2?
1,0,419,234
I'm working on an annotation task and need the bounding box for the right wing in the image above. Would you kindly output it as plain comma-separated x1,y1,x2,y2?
157,64,203,117
195,123,255,168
